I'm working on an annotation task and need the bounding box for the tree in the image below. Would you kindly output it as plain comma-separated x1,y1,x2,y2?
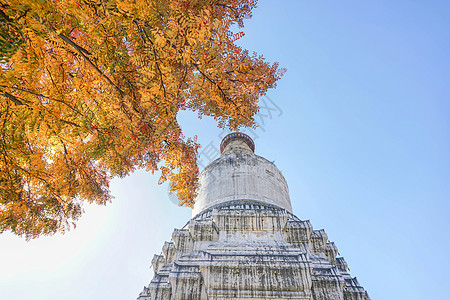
0,0,284,239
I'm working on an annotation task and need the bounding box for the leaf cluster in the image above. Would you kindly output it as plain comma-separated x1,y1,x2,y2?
0,0,284,239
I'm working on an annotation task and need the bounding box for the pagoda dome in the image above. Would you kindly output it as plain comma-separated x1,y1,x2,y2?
192,132,292,216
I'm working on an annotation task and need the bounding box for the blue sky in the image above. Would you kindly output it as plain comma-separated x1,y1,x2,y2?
1,1,449,299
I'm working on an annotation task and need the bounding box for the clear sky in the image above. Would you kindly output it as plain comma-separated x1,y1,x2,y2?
1,1,449,299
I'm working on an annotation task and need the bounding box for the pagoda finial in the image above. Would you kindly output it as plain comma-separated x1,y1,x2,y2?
220,132,255,153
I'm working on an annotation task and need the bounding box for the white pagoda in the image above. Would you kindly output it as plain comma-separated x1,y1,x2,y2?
137,132,370,300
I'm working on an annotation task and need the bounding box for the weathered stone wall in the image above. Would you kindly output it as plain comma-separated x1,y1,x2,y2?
138,201,370,300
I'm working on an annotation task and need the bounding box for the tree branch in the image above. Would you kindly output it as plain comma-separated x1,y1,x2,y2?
58,33,126,98
192,63,235,105
0,85,83,116
2,91,25,105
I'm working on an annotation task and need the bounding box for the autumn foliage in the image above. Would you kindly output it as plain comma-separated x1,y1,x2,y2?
0,0,284,239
